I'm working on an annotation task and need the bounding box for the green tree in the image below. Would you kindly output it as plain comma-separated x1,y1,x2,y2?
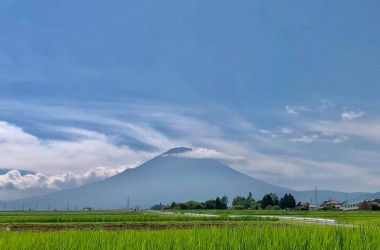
205,199,216,209
246,192,255,208
232,196,246,207
280,193,296,209
261,194,274,209
287,193,296,209
221,195,228,209
280,194,288,209
270,193,280,206
215,197,223,209
170,202,177,209
232,193,255,209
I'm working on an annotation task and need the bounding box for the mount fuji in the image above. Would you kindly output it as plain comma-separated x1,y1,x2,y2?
6,147,378,210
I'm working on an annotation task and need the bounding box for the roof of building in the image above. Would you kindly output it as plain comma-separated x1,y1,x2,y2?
341,200,365,206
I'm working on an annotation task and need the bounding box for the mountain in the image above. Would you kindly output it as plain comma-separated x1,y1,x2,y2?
7,147,289,210
6,148,379,210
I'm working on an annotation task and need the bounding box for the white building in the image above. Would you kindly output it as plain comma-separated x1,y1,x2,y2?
340,200,372,211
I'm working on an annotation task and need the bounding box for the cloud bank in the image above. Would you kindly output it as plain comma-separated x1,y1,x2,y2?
0,121,150,174
0,166,134,191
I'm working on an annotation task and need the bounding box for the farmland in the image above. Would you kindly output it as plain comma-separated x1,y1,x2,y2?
0,210,378,249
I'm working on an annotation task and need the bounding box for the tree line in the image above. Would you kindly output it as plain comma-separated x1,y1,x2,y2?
151,193,297,210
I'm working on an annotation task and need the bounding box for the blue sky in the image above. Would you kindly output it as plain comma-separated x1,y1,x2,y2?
0,0,379,197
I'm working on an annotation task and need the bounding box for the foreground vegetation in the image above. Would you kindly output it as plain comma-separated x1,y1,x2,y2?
0,211,275,224
0,210,378,249
0,224,378,249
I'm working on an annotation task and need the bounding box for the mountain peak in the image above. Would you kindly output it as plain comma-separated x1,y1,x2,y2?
162,147,192,155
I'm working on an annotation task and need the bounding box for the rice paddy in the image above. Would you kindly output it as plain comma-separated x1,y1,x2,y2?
0,210,378,249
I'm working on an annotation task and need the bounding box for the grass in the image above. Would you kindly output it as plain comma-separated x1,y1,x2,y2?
0,225,378,249
0,211,277,224
0,210,378,249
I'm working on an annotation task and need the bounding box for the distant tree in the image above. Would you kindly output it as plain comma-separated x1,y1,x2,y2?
246,192,255,208
287,193,296,209
280,193,296,209
215,197,223,209
232,193,255,209
170,202,177,209
179,203,188,209
232,196,246,208
370,202,380,210
151,203,163,210
270,193,280,206
280,194,288,209
261,194,274,209
233,204,245,210
221,195,228,209
186,200,203,210
205,199,216,209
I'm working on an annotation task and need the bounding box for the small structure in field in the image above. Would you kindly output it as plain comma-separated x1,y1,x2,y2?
308,204,320,211
340,200,372,211
322,199,341,210
82,207,92,211
296,202,310,210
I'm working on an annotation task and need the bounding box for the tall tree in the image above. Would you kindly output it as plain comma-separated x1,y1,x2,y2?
270,193,280,206
288,193,296,209
261,194,274,209
221,195,228,209
280,193,296,209
215,197,223,209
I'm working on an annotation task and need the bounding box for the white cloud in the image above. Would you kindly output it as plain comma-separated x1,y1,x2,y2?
0,121,153,174
279,127,292,134
341,110,364,121
0,165,137,191
306,120,380,142
175,148,225,159
332,136,349,144
259,129,271,134
290,134,320,143
285,105,309,116
285,106,298,115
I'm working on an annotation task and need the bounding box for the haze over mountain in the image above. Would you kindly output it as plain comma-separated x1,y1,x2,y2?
6,148,379,210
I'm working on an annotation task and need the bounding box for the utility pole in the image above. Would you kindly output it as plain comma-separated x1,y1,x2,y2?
67,202,69,211
127,195,130,210
3,201,5,211
314,186,319,207
22,203,25,211
35,204,38,211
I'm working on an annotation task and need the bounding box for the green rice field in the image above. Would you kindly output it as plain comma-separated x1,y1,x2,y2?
0,210,378,249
